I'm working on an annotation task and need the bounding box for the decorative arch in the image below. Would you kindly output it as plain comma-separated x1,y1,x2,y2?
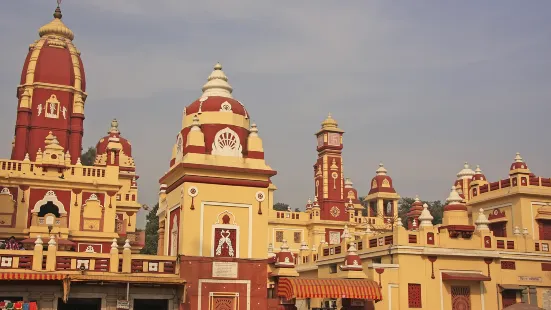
212,210,239,258
32,190,67,215
211,127,243,157
381,179,391,188
80,193,105,232
215,210,237,225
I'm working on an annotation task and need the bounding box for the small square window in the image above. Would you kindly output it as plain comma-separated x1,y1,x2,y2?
293,232,301,243
275,231,283,242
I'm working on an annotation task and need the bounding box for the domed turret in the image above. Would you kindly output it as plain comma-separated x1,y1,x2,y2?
472,165,486,181
94,119,135,170
454,162,475,201
509,152,530,174
171,63,266,162
406,195,424,230
12,4,87,163
368,163,396,195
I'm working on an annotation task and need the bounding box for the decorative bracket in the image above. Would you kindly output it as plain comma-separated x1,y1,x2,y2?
484,257,493,278
107,191,117,208
72,189,82,207
188,187,198,210
428,256,437,279
255,191,265,214
375,268,384,288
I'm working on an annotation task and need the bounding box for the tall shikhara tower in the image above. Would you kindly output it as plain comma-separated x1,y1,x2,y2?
11,5,86,163
313,114,349,221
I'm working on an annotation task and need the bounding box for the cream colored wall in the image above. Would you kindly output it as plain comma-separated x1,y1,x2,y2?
169,182,270,259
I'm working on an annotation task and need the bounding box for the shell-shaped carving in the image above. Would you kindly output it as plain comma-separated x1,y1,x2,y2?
211,127,243,157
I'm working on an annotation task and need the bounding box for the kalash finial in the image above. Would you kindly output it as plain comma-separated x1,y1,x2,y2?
108,119,120,134
201,62,233,98
39,0,74,40
54,0,63,19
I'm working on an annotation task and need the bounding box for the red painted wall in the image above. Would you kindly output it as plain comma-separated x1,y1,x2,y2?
179,256,268,310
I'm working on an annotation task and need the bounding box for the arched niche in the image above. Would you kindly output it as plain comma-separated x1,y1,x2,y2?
80,194,104,232
31,190,68,228
0,188,17,227
31,190,67,216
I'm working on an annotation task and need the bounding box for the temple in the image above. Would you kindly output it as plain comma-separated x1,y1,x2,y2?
0,4,550,310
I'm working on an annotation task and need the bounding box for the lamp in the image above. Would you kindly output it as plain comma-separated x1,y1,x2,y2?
46,216,54,234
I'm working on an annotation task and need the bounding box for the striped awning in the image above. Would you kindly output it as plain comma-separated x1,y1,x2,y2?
277,278,382,301
0,272,65,280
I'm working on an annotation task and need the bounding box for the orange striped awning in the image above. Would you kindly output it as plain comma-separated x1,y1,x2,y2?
0,273,65,281
277,278,382,301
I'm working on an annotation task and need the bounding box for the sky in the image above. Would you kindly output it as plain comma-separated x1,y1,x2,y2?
1,1,551,228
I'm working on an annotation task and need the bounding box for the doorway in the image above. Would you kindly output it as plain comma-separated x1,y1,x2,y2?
57,298,101,310
134,299,168,310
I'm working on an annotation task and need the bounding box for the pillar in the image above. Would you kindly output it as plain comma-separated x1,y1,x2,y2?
45,236,57,271
109,238,119,272
157,220,165,255
69,113,84,164
122,239,131,273
529,286,538,305
12,108,32,160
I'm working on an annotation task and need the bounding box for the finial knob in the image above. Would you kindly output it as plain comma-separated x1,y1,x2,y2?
54,3,62,19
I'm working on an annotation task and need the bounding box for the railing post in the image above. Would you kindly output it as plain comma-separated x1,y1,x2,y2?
109,238,119,272
122,239,131,273
45,236,57,271
32,235,44,271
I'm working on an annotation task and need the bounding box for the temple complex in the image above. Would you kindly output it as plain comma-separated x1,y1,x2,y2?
0,3,550,310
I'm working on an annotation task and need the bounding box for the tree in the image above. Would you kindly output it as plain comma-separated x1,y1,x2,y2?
273,202,290,211
294,208,301,212
80,146,96,166
398,197,444,226
140,203,159,255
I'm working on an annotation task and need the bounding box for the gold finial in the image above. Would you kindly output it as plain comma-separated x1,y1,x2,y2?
38,0,74,40
108,119,120,134
54,0,63,19
321,113,338,129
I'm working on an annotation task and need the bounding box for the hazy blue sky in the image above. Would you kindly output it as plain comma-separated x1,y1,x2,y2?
1,1,550,227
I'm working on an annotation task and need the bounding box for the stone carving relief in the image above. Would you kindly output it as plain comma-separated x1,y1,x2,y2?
211,127,242,157
45,94,61,119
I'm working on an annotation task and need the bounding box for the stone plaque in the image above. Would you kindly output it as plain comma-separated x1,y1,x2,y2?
518,276,542,282
212,261,238,278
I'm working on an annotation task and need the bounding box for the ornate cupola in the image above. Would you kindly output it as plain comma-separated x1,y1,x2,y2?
454,162,475,201
339,243,366,279
469,165,488,198
442,187,474,238
364,163,399,226
406,195,424,230
169,63,270,166
509,153,531,188
12,4,87,163
368,163,396,195
94,119,135,170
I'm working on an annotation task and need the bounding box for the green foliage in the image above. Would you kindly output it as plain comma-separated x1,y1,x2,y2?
273,202,289,211
294,207,300,212
140,203,159,255
80,146,96,166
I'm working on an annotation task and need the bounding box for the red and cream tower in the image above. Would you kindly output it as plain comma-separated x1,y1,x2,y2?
313,114,349,221
158,63,276,309
11,5,86,163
